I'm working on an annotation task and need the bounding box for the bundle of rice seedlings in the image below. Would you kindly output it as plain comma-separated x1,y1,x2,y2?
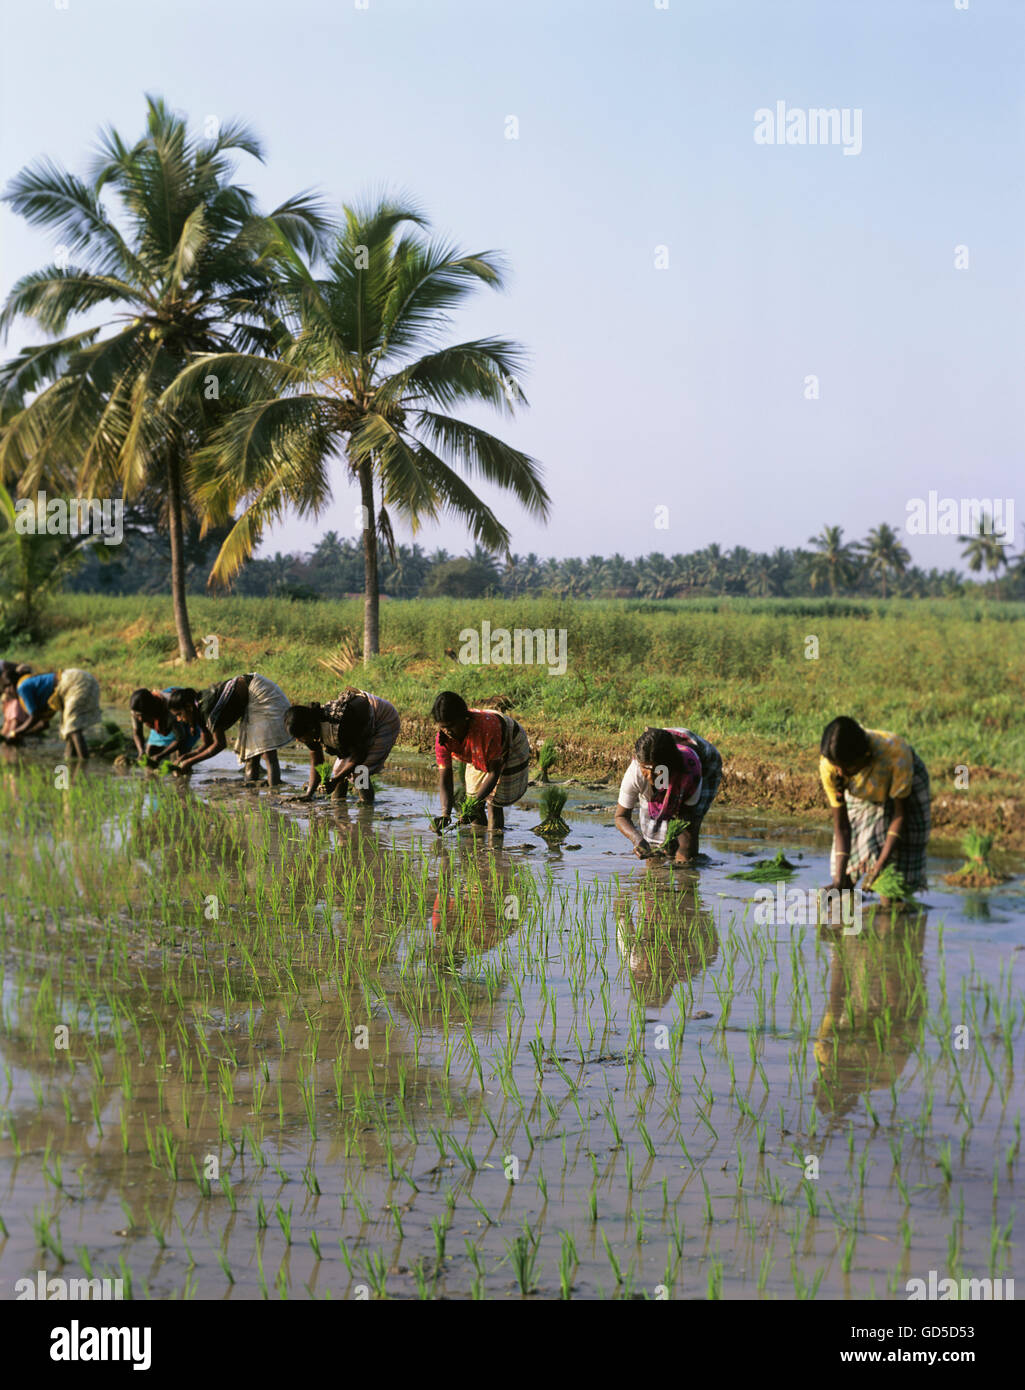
866,863,910,900
536,740,557,783
942,826,1007,887
533,785,570,838
728,849,797,881
658,817,691,853
316,761,333,787
458,793,485,824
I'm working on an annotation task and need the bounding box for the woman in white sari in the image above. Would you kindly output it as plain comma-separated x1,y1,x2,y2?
169,674,291,785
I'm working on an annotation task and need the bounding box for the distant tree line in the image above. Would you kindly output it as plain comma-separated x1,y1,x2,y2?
65,518,1025,602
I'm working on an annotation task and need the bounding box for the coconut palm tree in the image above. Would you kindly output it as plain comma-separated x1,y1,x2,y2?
860,522,910,599
807,525,860,596
696,543,726,593
745,553,779,597
171,199,549,659
0,95,329,659
582,554,611,596
960,515,1011,598
665,553,693,597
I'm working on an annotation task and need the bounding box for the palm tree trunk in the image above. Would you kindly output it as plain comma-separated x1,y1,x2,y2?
359,461,379,659
167,455,197,662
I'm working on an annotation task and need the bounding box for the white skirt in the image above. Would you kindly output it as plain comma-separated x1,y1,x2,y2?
234,675,291,762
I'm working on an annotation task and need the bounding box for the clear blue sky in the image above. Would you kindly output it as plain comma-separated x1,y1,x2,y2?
2,0,1022,572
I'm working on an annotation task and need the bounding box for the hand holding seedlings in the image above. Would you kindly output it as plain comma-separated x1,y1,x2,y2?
863,862,909,901
455,795,485,826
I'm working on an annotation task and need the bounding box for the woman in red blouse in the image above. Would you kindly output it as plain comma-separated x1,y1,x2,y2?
431,690,530,832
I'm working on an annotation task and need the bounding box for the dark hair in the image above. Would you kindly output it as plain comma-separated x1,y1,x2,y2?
284,704,321,743
432,691,469,724
820,716,869,766
167,688,199,714
633,727,685,773
129,688,164,723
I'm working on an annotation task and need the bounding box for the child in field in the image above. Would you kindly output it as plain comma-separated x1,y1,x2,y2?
819,715,930,898
284,688,400,802
615,726,723,862
169,674,291,785
129,688,202,767
431,690,530,832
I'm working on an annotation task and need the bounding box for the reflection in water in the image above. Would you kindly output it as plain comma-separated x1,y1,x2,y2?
814,906,928,1117
614,867,719,1008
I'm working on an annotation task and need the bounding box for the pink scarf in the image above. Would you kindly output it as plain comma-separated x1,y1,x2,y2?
646,735,702,825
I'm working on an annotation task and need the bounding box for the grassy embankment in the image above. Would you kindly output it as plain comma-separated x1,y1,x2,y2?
16,593,1025,847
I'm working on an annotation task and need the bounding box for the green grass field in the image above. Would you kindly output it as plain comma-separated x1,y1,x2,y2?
13,592,1025,838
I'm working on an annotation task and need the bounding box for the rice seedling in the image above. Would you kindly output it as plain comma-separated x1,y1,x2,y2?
431,1214,449,1269
937,1142,953,1184
506,1223,540,1295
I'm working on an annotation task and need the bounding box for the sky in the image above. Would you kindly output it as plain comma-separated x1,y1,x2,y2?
1,0,1022,573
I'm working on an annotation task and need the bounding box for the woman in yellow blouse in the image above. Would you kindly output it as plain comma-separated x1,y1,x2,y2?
819,716,931,896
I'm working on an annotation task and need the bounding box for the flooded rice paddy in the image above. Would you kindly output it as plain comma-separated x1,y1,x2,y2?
0,742,1021,1300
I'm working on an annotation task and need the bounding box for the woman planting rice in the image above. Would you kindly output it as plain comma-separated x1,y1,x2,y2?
3,668,101,758
615,726,723,862
819,715,931,901
431,690,530,832
169,674,290,785
129,688,202,768
284,689,400,802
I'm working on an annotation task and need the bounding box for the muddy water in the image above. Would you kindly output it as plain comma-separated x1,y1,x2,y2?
0,739,1021,1300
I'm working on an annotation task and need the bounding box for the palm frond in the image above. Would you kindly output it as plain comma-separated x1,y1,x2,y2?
415,411,550,519
378,338,529,414
0,268,141,339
